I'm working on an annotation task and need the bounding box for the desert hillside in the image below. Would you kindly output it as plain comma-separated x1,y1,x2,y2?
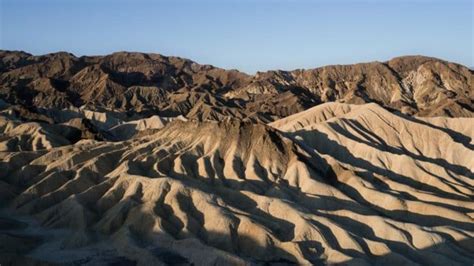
0,52,473,265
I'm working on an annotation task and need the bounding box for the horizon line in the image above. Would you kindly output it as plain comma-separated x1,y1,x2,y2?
1,49,471,75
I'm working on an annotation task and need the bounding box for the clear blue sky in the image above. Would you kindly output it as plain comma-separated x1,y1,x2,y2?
1,0,472,73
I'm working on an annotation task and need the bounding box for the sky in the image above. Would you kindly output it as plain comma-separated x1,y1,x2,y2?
0,0,472,73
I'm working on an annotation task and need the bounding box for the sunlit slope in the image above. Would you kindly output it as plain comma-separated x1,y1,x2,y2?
0,103,473,265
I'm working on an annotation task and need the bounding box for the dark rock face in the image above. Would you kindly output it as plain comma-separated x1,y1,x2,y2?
1,51,473,121
231,56,473,118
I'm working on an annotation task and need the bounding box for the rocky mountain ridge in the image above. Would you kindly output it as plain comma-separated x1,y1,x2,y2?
1,50,472,122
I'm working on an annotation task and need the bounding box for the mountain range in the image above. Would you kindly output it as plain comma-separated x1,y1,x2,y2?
1,51,472,123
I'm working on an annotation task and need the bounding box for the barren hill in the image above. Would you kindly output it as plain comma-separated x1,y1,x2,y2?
0,51,473,265
0,102,473,265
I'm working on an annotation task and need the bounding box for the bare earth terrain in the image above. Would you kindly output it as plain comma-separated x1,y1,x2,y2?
0,51,473,265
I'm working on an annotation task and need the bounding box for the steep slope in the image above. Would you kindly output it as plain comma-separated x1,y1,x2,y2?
0,103,472,265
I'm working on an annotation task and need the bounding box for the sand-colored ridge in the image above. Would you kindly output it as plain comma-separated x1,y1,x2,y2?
0,102,473,265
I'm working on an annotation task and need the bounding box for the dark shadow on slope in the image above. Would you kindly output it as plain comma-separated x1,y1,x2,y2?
152,149,473,263
342,237,474,265
329,120,473,182
320,165,473,230
352,170,474,214
296,129,473,201
169,171,297,243
331,119,474,195
391,110,474,151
